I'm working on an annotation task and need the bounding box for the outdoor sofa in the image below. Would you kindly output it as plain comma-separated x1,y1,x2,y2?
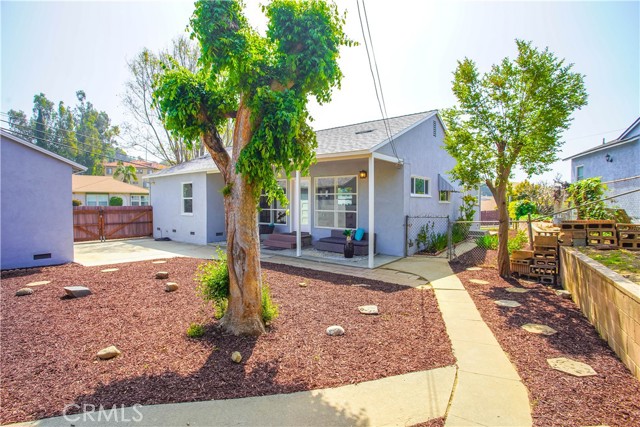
315,229,375,256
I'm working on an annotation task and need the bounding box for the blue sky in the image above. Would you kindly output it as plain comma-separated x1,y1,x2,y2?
2,1,638,182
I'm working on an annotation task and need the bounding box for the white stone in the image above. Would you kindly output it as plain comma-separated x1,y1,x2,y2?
97,346,121,360
101,268,119,273
152,260,167,264
521,323,557,335
494,300,521,308
15,288,34,296
415,284,431,290
326,325,345,336
26,280,51,287
165,282,179,292
466,267,482,271
298,282,308,288
64,286,92,298
155,271,169,279
358,305,379,315
469,279,489,285
547,357,596,377
231,351,242,363
505,287,530,293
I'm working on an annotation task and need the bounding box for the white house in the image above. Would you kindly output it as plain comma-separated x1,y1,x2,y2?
1,130,86,269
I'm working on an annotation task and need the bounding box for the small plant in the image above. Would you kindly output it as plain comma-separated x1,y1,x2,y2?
221,183,233,197
109,196,123,206
195,248,230,317
475,234,499,250
186,323,205,338
261,283,279,324
72,199,82,207
343,229,353,241
416,222,448,254
507,230,528,254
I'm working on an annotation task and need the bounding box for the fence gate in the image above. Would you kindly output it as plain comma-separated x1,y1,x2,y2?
73,206,153,242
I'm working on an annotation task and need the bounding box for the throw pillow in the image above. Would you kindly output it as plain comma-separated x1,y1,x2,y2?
354,228,365,241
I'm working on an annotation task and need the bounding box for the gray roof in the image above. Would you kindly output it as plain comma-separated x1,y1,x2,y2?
564,115,640,161
148,110,438,178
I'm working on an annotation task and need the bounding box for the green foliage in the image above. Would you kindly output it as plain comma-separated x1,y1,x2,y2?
186,323,205,338
221,183,233,197
109,196,123,206
475,234,499,250
566,177,612,220
113,161,138,184
72,199,82,207
261,283,279,324
508,199,536,220
416,222,448,254
509,180,555,216
343,229,353,238
458,194,477,222
475,230,528,253
508,230,529,253
195,249,230,317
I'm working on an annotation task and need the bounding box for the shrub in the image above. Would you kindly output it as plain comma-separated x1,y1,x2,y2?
186,323,205,338
475,234,499,250
261,283,279,324
507,230,528,254
109,196,123,206
475,230,528,254
72,199,82,207
416,222,448,254
195,248,230,317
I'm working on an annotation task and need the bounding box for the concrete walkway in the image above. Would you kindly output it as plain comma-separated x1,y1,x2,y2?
383,258,533,427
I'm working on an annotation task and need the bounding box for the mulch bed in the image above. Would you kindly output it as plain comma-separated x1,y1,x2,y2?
0,258,454,424
451,255,640,427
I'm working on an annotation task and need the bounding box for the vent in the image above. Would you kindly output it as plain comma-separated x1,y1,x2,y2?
33,253,52,260
216,232,223,237
433,120,436,137
355,129,375,135
190,232,195,235
172,229,176,233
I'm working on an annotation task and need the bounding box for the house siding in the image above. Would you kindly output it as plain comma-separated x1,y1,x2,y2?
570,139,639,182
1,136,75,269
206,173,227,242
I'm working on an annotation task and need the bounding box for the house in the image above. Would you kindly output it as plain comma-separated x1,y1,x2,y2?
145,111,466,266
72,176,150,206
1,129,86,269
103,160,166,189
564,116,640,221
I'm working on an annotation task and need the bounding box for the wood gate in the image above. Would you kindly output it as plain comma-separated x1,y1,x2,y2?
73,206,153,242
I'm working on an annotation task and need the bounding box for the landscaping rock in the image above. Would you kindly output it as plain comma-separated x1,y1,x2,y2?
155,271,169,279
547,357,597,377
522,323,558,336
469,279,489,285
466,267,483,271
26,280,50,287
556,290,572,299
326,325,345,336
494,299,521,308
298,282,308,288
231,351,242,363
165,282,179,292
64,286,92,298
152,260,167,264
101,268,119,273
358,305,379,315
97,346,121,360
505,287,530,293
15,288,34,296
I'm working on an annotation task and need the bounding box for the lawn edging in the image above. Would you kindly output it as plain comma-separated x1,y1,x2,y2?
560,246,640,379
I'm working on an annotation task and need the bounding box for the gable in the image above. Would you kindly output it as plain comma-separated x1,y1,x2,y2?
620,117,640,140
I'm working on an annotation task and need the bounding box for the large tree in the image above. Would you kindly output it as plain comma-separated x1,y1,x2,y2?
154,0,352,335
443,40,587,277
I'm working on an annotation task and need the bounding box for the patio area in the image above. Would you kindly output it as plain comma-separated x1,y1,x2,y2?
259,244,401,269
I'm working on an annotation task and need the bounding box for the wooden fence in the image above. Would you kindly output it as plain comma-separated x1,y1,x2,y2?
73,206,153,242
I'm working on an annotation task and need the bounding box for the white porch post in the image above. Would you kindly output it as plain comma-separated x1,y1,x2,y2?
295,170,302,257
368,155,375,268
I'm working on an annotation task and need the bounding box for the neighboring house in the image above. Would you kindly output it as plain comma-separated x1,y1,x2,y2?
103,160,166,189
564,116,640,221
146,111,465,265
1,129,86,269
72,176,150,206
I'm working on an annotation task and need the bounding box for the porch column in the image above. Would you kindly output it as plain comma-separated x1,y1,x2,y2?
368,155,375,269
295,170,302,257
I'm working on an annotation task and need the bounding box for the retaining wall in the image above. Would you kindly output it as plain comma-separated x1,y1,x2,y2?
560,247,640,380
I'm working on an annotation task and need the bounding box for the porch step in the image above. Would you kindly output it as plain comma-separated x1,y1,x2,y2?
264,232,312,249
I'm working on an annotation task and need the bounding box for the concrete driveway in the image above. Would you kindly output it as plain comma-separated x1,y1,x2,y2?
74,238,222,266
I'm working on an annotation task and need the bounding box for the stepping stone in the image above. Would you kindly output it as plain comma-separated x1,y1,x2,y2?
64,286,92,298
97,346,121,360
466,267,482,271
152,260,167,264
556,290,572,299
358,305,379,315
16,288,34,296
326,325,345,336
505,287,530,293
469,279,489,285
522,323,557,335
101,268,119,273
155,271,169,279
231,351,242,363
165,282,179,292
494,299,521,308
547,357,596,377
26,280,50,287
299,282,308,288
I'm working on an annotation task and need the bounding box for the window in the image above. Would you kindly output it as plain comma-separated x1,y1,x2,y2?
576,165,584,181
86,194,108,206
315,176,357,229
182,183,193,214
259,180,288,224
439,191,451,203
136,168,143,174
106,167,113,175
131,195,149,206
411,176,430,197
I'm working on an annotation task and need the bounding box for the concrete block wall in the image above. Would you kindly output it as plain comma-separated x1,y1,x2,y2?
560,247,640,379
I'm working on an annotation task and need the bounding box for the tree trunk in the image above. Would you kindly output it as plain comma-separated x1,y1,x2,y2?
492,183,511,278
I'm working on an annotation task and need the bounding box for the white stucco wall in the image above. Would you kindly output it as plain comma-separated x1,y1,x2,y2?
1,136,76,269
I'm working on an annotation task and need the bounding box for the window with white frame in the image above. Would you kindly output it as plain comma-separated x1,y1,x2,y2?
131,195,149,206
86,194,109,206
106,167,113,175
182,183,193,214
576,165,584,181
315,176,357,229
259,180,288,224
439,191,451,202
411,176,430,197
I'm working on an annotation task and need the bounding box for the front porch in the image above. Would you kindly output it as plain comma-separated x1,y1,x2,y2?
260,243,401,268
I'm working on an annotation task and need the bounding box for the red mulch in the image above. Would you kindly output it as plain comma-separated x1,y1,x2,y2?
451,256,640,427
0,258,454,424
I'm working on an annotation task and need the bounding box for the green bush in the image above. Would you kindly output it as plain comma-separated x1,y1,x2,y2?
195,248,230,317
109,196,123,206
475,230,528,254
416,222,448,254
72,199,82,207
261,283,279,324
186,323,205,338
475,234,499,250
507,230,528,254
